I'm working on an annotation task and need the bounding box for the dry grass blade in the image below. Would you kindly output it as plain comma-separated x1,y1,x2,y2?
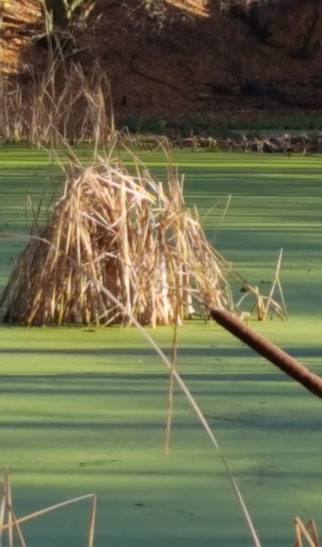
308,520,320,546
211,193,232,244
0,474,6,547
295,521,304,547
7,509,27,547
88,494,97,547
263,247,284,320
164,281,180,456
6,472,13,547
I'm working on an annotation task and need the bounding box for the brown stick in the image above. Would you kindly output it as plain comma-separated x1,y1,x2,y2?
210,308,322,399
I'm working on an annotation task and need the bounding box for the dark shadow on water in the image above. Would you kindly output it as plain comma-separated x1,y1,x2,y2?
1,345,322,359
0,415,321,432
0,407,321,432
0,371,290,381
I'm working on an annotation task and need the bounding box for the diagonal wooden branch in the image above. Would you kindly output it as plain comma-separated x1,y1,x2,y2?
210,308,322,399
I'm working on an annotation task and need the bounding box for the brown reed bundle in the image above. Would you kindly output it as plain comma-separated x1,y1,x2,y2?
0,155,237,326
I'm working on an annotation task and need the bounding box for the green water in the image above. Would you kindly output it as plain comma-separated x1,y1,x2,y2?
1,147,322,546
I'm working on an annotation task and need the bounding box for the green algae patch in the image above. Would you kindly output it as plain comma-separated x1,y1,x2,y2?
0,149,322,546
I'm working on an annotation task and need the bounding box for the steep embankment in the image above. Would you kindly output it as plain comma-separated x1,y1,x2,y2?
1,0,322,123
0,0,40,74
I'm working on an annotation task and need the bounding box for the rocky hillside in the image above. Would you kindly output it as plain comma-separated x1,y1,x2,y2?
1,0,322,125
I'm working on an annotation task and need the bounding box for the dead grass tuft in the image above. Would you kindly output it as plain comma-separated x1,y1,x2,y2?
0,147,238,326
0,60,113,145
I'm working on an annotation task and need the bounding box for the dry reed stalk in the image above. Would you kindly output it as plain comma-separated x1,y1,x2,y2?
6,473,13,547
211,193,232,244
236,283,286,321
0,474,5,547
164,280,180,456
0,472,27,547
0,472,97,547
263,248,287,320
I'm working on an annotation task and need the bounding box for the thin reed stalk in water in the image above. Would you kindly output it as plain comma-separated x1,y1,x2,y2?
264,247,288,320
164,281,180,456
0,473,97,547
70,263,262,547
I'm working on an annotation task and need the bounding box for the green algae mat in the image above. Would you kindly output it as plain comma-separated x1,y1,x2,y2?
1,148,322,546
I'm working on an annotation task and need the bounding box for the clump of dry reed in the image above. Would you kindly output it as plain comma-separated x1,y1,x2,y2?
294,517,320,546
0,151,238,326
0,59,112,145
0,471,96,547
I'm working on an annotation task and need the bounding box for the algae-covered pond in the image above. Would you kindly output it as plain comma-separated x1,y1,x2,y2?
1,148,322,546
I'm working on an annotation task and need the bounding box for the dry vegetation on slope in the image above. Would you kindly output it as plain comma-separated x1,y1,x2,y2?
1,0,322,124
